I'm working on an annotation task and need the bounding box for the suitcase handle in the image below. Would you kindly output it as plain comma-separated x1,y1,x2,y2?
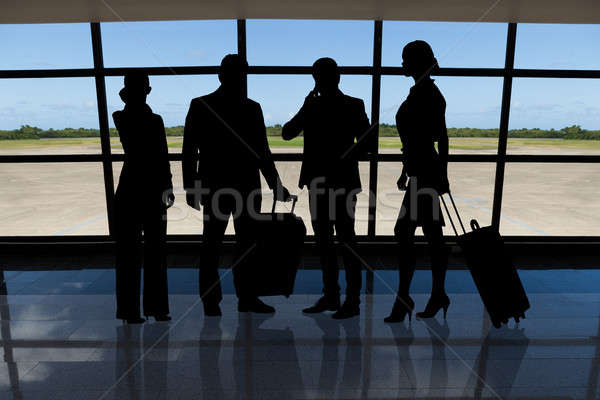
271,194,298,214
440,193,467,236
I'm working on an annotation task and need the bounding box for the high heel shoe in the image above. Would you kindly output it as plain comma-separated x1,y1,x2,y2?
416,293,450,319
384,295,415,323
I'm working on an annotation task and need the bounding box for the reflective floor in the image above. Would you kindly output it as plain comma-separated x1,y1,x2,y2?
0,269,599,399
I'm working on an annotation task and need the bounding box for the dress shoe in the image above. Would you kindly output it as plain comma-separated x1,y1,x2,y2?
302,296,341,314
332,300,360,319
238,297,275,314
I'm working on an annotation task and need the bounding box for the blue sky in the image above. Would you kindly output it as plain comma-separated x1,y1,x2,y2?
0,20,599,130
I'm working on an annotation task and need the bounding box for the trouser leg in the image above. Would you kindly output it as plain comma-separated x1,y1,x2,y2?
309,188,339,299
142,204,170,316
115,195,142,319
336,192,361,302
200,202,228,305
232,192,261,300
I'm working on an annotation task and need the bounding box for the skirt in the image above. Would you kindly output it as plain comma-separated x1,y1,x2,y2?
398,178,445,227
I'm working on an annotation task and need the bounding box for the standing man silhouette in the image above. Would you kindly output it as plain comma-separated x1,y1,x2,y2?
183,54,291,317
113,71,174,324
283,57,374,319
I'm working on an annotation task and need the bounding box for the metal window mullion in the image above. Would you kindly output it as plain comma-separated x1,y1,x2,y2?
91,22,116,236
365,20,382,296
491,23,517,230
368,21,382,240
237,19,248,98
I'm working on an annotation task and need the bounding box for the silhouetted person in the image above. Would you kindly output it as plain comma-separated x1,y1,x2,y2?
113,71,174,324
283,57,374,319
385,40,450,323
183,54,291,317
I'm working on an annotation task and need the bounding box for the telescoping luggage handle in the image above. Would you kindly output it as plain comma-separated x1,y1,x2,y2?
271,194,298,214
439,193,467,237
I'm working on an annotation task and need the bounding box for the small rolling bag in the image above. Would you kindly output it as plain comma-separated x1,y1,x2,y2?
250,195,306,297
441,193,530,328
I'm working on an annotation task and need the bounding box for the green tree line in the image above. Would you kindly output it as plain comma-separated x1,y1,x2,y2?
2,124,600,140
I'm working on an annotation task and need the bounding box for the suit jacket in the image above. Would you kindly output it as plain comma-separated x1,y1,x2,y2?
113,104,173,195
284,90,372,191
182,87,280,202
395,78,446,183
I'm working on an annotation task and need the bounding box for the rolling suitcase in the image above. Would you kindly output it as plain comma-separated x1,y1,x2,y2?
440,193,530,328
249,195,306,297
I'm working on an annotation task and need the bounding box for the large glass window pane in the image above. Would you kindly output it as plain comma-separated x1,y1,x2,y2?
248,75,372,153
106,75,220,154
376,162,495,236
0,163,108,236
382,21,507,68
515,24,600,70
101,20,237,67
501,164,600,236
508,78,600,155
0,78,100,155
247,20,373,65
0,23,93,70
380,76,503,154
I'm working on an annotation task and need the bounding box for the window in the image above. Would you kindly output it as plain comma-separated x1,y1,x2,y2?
101,20,237,67
247,20,373,66
0,163,108,236
1,20,598,240
382,21,507,68
0,78,100,155
515,24,600,70
0,23,93,70
501,163,600,236
508,78,600,155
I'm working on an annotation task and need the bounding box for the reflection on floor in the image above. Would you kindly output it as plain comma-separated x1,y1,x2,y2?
0,269,599,399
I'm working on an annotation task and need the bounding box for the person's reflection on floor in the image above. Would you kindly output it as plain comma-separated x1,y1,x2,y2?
388,322,417,398
142,323,169,394
340,318,363,397
423,318,449,396
468,325,529,398
115,324,143,399
306,314,340,394
234,314,305,399
115,323,170,398
307,314,363,397
199,317,225,397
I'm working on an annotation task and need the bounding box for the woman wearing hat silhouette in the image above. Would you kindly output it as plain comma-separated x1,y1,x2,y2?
385,41,450,323
113,71,174,324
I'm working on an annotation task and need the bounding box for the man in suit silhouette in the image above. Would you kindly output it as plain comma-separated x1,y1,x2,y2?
183,54,291,316
282,57,374,319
